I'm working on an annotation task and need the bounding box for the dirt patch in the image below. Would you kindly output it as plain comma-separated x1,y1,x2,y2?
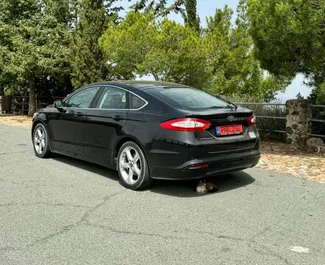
258,141,325,184
0,115,32,129
0,115,324,183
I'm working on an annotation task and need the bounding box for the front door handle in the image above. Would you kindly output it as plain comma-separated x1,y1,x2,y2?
64,109,84,118
75,112,83,117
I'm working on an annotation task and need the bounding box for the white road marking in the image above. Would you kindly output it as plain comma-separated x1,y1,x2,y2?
290,246,310,253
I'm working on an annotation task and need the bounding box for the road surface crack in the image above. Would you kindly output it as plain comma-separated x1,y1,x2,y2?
83,222,186,240
183,228,245,242
0,190,125,252
250,242,294,265
185,228,293,265
0,151,28,156
0,202,90,209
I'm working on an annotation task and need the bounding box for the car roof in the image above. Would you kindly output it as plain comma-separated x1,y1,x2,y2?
92,80,189,90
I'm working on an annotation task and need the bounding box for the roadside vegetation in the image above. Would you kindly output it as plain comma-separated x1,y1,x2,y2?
0,0,325,117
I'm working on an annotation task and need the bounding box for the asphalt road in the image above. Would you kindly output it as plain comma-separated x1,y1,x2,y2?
0,124,324,265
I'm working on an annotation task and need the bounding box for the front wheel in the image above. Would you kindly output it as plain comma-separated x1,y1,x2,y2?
32,123,52,158
117,141,152,190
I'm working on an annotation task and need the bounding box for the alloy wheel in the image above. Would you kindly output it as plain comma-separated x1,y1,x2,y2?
119,146,142,185
34,126,46,155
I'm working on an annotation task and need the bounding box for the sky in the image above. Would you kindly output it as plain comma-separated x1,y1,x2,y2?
119,0,311,102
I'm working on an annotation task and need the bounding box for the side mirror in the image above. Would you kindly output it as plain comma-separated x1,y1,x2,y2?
53,100,64,109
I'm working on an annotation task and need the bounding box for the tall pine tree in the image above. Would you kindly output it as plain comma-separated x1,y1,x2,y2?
183,0,200,32
70,0,120,88
130,0,200,31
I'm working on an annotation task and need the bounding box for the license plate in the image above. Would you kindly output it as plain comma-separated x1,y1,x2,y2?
216,124,243,136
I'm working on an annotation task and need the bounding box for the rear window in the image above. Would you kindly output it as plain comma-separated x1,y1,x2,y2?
153,88,229,110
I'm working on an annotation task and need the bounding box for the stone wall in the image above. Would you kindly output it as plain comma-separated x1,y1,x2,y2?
285,99,312,147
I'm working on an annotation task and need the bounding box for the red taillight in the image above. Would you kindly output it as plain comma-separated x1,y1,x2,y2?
189,164,209,170
247,114,256,126
160,118,211,132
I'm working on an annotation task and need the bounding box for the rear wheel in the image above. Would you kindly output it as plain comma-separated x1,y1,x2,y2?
117,141,152,190
32,123,52,158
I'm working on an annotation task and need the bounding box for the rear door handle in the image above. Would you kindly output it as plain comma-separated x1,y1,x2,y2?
113,115,122,121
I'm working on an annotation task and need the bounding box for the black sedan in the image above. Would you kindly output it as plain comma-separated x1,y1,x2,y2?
32,81,260,190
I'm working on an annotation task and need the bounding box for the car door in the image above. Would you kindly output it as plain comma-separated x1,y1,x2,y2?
50,86,101,158
82,85,129,167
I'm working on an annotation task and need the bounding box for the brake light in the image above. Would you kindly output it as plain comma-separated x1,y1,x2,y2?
247,114,256,126
160,118,211,132
189,164,209,170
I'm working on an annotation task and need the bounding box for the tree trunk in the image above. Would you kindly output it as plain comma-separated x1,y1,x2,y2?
28,77,36,117
152,73,159,81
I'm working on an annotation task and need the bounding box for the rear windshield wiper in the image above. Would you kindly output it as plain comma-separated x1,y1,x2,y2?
214,95,238,110
227,103,238,110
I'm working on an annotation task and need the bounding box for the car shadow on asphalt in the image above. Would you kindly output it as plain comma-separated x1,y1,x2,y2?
53,155,255,198
149,171,255,197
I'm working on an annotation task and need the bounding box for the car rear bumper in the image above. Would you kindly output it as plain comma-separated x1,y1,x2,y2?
150,149,261,180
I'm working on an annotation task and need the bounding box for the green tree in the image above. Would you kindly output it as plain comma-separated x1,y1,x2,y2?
130,0,200,31
204,1,286,101
99,12,154,79
247,0,325,102
138,19,207,85
0,0,71,116
99,11,208,87
70,0,111,88
182,0,200,32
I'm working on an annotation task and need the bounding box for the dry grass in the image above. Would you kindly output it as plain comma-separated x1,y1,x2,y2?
0,115,32,128
0,115,324,183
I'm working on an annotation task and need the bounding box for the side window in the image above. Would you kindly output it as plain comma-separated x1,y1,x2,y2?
65,87,99,108
96,86,127,109
130,93,146,109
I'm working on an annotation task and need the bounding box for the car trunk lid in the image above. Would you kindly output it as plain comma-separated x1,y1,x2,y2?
179,107,258,154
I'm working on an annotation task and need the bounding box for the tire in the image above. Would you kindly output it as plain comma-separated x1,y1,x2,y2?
32,123,52,158
117,141,152,190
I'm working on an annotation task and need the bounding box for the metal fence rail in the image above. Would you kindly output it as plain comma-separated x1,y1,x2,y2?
309,105,325,139
234,102,287,139
1,96,64,115
235,102,325,139
255,116,286,120
234,102,286,106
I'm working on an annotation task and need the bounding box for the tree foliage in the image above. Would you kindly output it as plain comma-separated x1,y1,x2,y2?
70,0,109,88
100,4,286,101
0,0,122,115
130,0,200,31
99,12,208,87
204,1,287,101
247,0,325,103
0,0,72,115
0,0,294,116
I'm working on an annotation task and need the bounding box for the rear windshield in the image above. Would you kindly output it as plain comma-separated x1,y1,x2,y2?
152,87,229,110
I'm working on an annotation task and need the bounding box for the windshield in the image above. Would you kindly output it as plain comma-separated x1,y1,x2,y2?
153,87,230,110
